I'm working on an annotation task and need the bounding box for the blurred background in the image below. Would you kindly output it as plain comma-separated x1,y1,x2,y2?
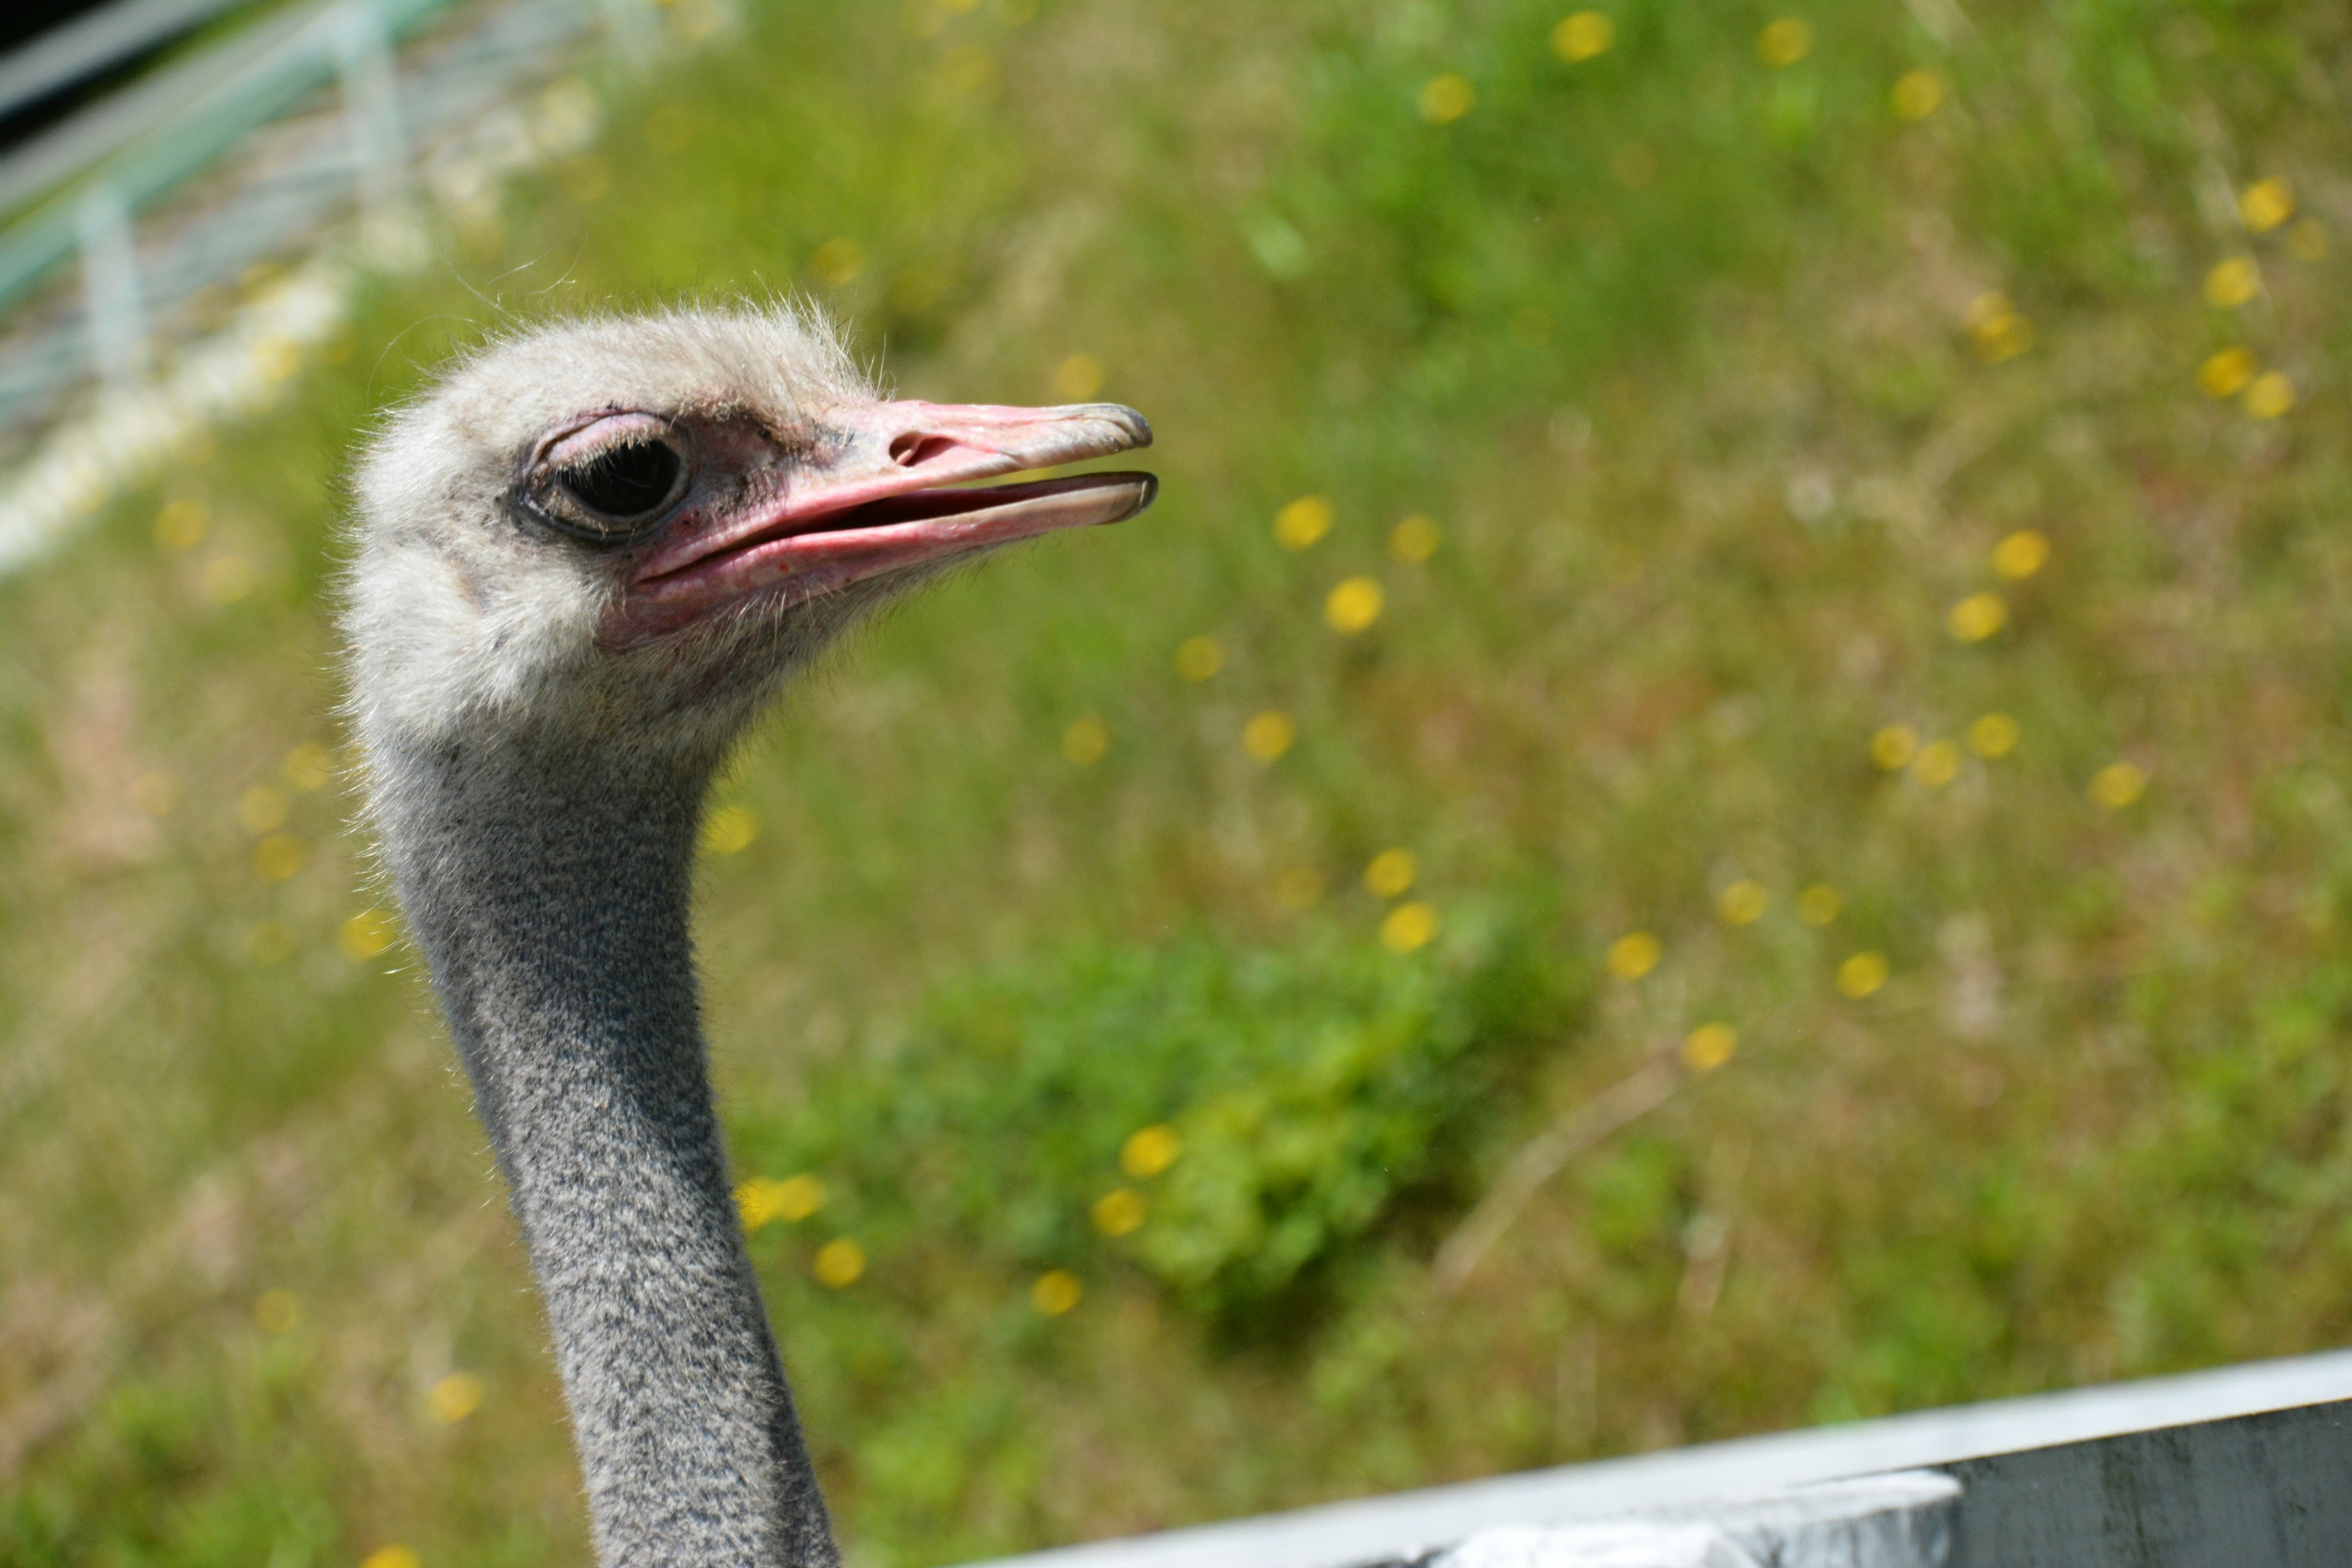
0,0,2346,1564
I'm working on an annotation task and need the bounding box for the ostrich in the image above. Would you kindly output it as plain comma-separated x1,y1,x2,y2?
341,305,1155,1566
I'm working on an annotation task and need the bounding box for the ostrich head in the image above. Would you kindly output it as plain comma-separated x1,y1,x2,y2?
345,304,1153,766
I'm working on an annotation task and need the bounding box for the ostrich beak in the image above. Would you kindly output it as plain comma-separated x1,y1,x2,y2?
616,399,1155,643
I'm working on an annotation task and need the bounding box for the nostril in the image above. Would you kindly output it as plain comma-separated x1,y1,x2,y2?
889,434,960,468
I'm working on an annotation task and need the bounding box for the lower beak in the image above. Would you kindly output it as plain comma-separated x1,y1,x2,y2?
612,399,1155,644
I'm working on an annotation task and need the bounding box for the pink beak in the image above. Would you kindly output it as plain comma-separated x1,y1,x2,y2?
612,399,1155,644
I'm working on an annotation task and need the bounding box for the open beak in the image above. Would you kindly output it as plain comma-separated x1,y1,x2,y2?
612,399,1155,644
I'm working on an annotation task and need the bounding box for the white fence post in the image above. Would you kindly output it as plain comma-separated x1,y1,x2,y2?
77,182,148,387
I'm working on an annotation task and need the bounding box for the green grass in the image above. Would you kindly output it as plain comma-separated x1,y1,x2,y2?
3,0,2351,1564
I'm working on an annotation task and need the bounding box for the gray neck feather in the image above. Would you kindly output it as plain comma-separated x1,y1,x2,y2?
372,728,835,1568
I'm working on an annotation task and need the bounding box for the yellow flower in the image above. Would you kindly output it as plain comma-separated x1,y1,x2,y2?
1052,353,1104,401
2199,347,2256,399
339,909,396,960
1061,716,1110,766
154,497,209,551
426,1371,484,1425
1947,592,2007,643
1325,576,1385,634
1890,68,1943,120
1717,880,1767,926
283,742,335,793
1967,712,2020,758
701,804,758,854
1389,514,1442,562
1836,951,1889,998
1796,884,1841,926
1121,1124,1182,1178
2089,761,2146,810
1242,710,1296,763
1991,529,2049,581
239,784,290,835
1681,1023,1738,1072
254,834,307,882
1756,18,1811,66
1363,848,1417,899
814,1238,866,1287
360,1548,421,1568
772,1174,826,1221
253,1288,301,1333
1381,902,1439,952
2239,177,2293,234
1912,739,1961,788
1091,1188,1147,1236
1966,293,2033,362
2203,257,2260,309
1551,11,1614,62
1031,1269,1084,1316
1606,930,1660,980
2244,372,2295,420
1274,866,1325,909
1275,495,1333,549
1174,635,1224,681
1871,725,1919,771
810,238,865,286
1419,73,1476,124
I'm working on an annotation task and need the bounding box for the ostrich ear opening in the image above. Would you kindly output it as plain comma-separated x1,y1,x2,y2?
611,399,1157,644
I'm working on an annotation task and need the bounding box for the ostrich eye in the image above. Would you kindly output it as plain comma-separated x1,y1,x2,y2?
556,439,685,526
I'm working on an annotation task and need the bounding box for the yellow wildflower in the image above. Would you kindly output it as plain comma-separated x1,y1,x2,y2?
1242,710,1296,763
1419,73,1475,124
1061,717,1110,766
1871,725,1920,771
1890,68,1944,120
1325,576,1385,633
1091,1188,1147,1236
1363,848,1417,899
426,1372,484,1425
1681,1023,1738,1072
360,1548,421,1568
1836,951,1889,998
1389,514,1442,562
339,909,396,960
701,805,758,854
2244,372,2295,419
283,742,335,792
1756,18,1811,66
1947,592,2007,642
1606,930,1660,980
1381,902,1439,952
2199,347,2256,399
1912,739,1961,788
239,785,290,835
1275,496,1333,549
2089,761,2146,810
2239,177,2293,233
814,1238,866,1287
1551,11,1614,62
1121,1125,1182,1178
1796,884,1841,926
1966,293,2034,362
1175,635,1224,681
254,834,307,882
1967,713,2019,758
2204,257,2260,309
1717,881,1767,925
1031,1270,1084,1316
1991,529,2049,581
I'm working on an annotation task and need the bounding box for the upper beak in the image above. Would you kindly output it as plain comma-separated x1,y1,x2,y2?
613,398,1154,644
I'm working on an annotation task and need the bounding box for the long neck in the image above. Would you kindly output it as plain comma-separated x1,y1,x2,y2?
373,733,835,1568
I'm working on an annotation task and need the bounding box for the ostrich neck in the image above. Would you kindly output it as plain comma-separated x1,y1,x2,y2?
375,734,835,1568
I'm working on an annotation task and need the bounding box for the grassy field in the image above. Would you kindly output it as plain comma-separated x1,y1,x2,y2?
4,0,2350,1563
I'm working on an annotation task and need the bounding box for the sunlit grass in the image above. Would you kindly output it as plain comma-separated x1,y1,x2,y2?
2,1,2349,1565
